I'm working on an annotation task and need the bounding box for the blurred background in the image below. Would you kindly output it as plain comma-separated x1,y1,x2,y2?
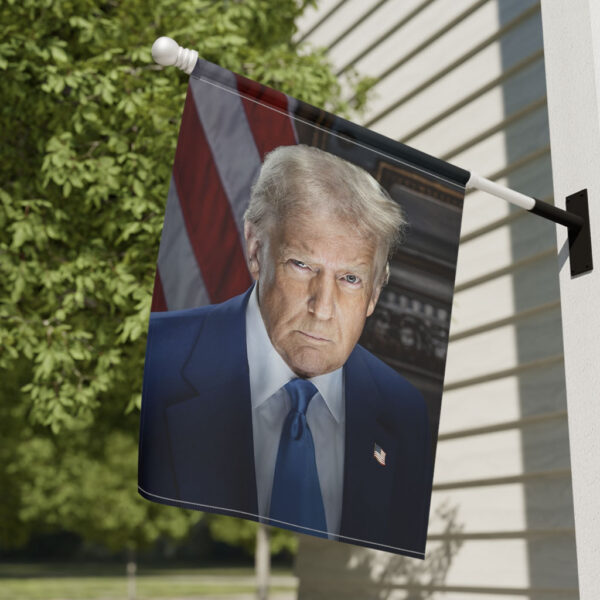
1,0,579,598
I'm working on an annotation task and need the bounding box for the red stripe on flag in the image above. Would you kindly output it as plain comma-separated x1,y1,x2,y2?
151,268,167,312
173,91,251,303
235,75,297,159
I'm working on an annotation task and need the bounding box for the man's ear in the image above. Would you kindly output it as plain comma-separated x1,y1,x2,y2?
244,221,261,281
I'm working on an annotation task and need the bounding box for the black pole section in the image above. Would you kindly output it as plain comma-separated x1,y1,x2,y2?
530,198,585,230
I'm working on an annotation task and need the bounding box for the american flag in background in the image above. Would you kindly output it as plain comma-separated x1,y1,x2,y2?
151,59,299,312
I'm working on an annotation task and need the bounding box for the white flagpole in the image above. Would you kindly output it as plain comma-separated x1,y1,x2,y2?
466,171,535,210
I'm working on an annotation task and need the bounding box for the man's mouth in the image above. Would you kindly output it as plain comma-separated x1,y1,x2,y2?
298,331,331,343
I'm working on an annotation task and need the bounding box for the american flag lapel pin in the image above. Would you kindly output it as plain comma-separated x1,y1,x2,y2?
373,443,386,466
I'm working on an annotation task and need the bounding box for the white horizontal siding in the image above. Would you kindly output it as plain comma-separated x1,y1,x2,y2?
429,483,527,534
328,0,425,66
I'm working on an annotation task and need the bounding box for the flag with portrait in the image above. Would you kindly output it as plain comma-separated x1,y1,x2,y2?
139,56,467,558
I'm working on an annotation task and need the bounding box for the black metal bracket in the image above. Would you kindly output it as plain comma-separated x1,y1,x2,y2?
530,189,593,276
566,189,593,276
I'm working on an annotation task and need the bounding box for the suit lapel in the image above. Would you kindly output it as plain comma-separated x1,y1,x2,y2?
165,289,259,516
340,347,399,542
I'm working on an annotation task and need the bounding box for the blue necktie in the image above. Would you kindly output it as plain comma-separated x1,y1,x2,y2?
269,378,328,537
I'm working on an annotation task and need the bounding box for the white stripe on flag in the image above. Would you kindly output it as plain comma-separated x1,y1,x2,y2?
189,73,262,249
157,177,210,310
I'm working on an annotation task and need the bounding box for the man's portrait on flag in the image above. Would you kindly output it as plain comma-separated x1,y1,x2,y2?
138,58,465,559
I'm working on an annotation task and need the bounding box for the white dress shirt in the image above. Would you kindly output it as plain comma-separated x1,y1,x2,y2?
245,285,345,536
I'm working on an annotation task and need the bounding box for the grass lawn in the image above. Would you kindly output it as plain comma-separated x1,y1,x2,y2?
0,564,297,600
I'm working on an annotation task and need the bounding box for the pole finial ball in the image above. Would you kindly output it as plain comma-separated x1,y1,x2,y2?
152,37,179,66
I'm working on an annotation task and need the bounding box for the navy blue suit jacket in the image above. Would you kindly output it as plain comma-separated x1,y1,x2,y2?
139,287,432,557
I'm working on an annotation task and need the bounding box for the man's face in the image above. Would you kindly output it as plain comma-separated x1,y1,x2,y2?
245,207,382,378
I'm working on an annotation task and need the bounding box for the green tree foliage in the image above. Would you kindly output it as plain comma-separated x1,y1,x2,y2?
0,0,369,552
208,516,297,556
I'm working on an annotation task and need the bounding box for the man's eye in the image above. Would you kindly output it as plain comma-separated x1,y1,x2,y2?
343,274,360,285
291,259,309,269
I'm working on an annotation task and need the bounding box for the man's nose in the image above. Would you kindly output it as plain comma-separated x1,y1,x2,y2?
308,273,336,320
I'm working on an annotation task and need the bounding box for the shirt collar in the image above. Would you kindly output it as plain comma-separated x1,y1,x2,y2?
245,284,344,424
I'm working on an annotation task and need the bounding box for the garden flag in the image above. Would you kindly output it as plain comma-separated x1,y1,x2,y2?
139,57,467,559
